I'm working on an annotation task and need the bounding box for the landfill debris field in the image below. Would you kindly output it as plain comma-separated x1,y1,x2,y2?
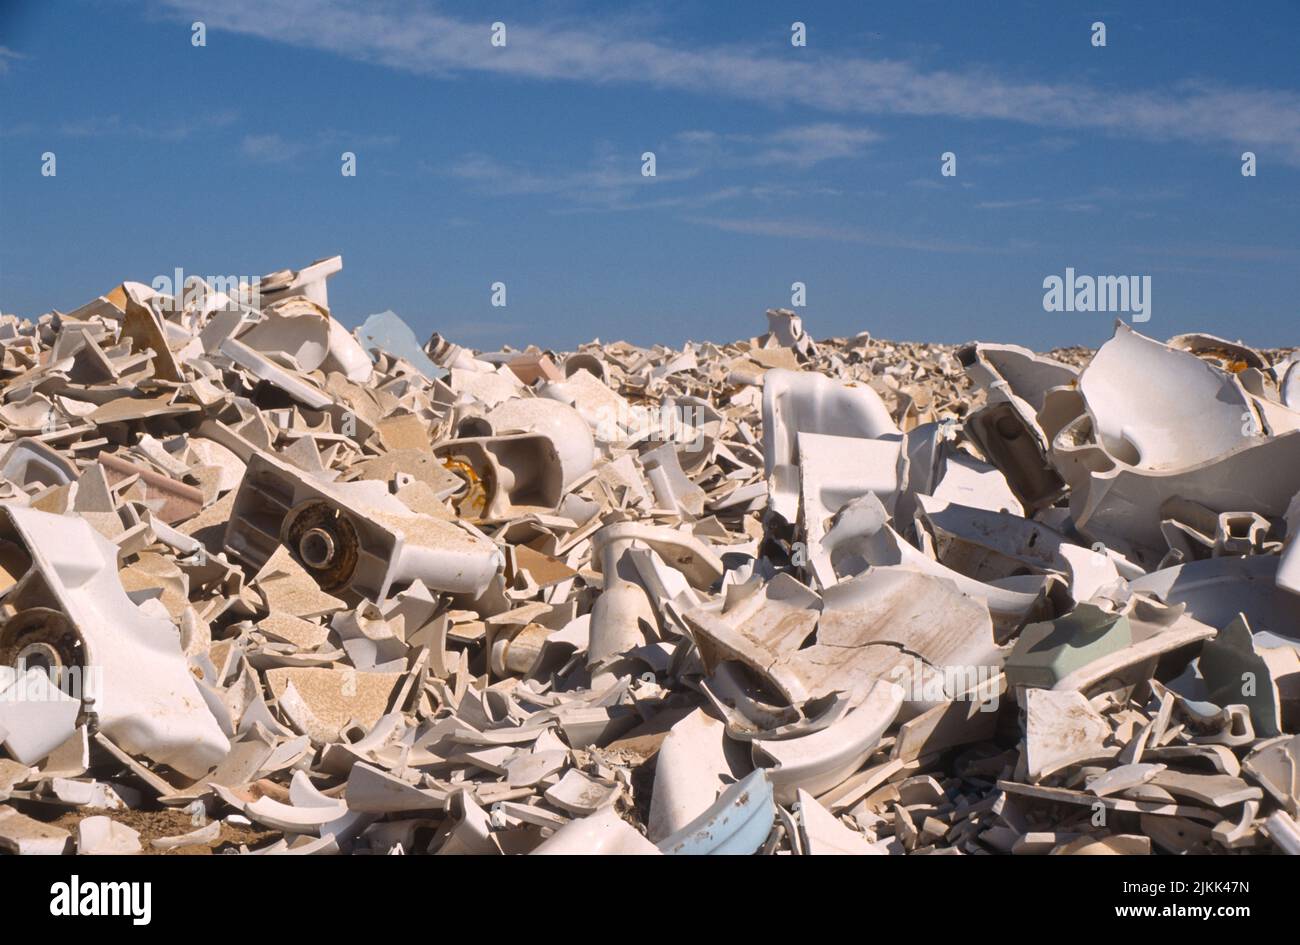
0,256,1296,857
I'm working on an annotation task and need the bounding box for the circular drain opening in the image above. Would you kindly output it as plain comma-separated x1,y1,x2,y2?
298,527,337,569
282,502,360,592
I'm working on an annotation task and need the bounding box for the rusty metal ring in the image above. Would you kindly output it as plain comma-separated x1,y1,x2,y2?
282,501,360,592
0,607,85,674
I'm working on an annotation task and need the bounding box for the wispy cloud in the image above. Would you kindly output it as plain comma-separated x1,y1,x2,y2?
686,215,1011,254
241,132,304,163
0,46,25,74
59,109,239,140
673,124,880,169
152,0,1300,163
443,123,873,212
975,197,1043,210
240,129,399,163
976,185,1181,213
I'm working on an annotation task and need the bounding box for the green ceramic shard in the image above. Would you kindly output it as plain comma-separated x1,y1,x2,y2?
1006,603,1132,690
1199,613,1280,738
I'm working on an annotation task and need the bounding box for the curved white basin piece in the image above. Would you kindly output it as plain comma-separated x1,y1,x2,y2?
752,679,903,804
1080,322,1256,471
762,368,898,522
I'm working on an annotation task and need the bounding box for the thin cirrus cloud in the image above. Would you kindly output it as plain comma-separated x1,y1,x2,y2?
444,124,877,211
150,0,1300,164
685,215,1014,254
59,109,239,140
240,130,400,163
0,45,25,73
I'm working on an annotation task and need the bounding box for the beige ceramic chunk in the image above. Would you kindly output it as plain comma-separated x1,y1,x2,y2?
1022,688,1113,781
265,667,402,744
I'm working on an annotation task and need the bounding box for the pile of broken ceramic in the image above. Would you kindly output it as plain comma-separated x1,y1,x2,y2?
0,265,1297,856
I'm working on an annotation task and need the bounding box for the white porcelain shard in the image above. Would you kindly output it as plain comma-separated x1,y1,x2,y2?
0,807,71,855
151,821,221,850
819,568,1005,681
1058,430,1300,567
762,368,898,522
345,761,447,813
1022,688,1112,781
915,495,1121,602
531,805,660,855
765,308,814,353
1080,322,1256,471
0,504,229,778
817,493,1051,632
219,336,333,410
0,668,81,764
76,815,142,855
797,431,905,585
434,433,565,522
544,768,621,815
241,784,349,835
1282,359,1300,411
1278,492,1300,597
752,680,903,804
474,397,596,490
927,451,1023,517
225,450,503,600
588,522,723,669
958,343,1076,512
647,708,736,841
796,789,891,855
640,442,707,517
257,255,343,311
238,301,331,371
1131,555,1300,637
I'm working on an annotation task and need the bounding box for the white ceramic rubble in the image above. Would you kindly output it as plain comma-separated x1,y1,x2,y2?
532,805,660,855
796,789,892,855
640,442,708,517
588,522,723,668
1282,359,1300,411
1060,426,1300,565
816,493,1049,631
225,451,503,599
151,821,221,850
0,504,229,778
434,433,565,521
1080,322,1256,471
958,342,1075,511
820,567,1005,683
1131,545,1300,636
0,438,78,489
345,763,447,813
752,680,903,804
1278,492,1300,597
797,431,905,586
219,336,333,409
473,397,596,490
239,300,331,371
1023,688,1112,780
915,495,1121,601
258,255,342,311
765,309,812,351
647,708,736,842
0,668,81,764
76,815,142,855
762,368,898,522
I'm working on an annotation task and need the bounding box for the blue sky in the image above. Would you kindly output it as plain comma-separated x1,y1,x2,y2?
2,1,1298,351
